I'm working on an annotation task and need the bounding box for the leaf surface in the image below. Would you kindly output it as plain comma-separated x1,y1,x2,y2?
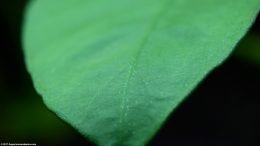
23,0,260,145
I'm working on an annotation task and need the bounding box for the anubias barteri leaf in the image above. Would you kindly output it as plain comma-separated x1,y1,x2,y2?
23,0,260,145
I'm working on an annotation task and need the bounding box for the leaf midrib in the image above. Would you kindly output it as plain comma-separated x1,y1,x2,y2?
118,0,173,141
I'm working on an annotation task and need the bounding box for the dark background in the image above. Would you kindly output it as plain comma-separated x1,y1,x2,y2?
0,1,260,146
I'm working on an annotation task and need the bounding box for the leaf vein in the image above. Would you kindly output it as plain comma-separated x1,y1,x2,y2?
119,0,173,131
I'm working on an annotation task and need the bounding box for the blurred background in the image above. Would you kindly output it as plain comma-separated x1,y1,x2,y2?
0,1,259,146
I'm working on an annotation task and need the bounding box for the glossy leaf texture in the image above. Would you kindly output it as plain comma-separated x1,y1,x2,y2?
23,0,260,146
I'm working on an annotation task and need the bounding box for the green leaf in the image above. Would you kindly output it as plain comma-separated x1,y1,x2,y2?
23,0,260,145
